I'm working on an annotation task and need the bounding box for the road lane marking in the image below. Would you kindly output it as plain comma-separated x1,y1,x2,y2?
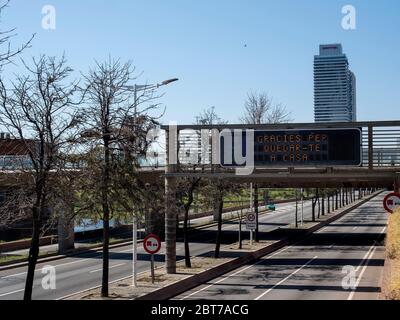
180,194,384,300
1,271,28,279
355,227,386,273
347,227,386,300
347,246,377,300
89,263,126,273
1,256,100,279
179,241,303,300
0,205,285,278
0,288,25,297
55,269,151,300
254,256,318,300
1,246,139,279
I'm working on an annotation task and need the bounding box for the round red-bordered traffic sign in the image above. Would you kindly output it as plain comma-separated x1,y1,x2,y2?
383,192,400,214
143,234,161,254
247,213,256,222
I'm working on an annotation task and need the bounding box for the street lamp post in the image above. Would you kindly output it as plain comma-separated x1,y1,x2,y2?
124,78,179,120
123,78,178,287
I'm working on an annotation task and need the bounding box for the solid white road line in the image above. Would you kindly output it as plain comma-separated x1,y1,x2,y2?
179,240,305,300
180,194,382,300
1,247,142,280
254,256,318,300
55,268,152,300
89,263,126,273
0,288,25,297
355,227,386,273
347,227,387,300
0,257,99,279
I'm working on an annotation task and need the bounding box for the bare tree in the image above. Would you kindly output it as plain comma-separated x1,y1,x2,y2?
0,55,82,300
176,174,201,268
195,106,226,126
80,58,161,297
0,0,34,70
193,107,233,258
240,91,292,240
240,91,292,124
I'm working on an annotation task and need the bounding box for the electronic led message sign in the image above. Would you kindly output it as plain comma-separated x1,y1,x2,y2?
220,128,362,167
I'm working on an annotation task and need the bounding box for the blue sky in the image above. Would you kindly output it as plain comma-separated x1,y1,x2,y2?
1,0,400,124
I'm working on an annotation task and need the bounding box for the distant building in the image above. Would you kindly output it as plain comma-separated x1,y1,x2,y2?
0,133,34,170
314,44,356,122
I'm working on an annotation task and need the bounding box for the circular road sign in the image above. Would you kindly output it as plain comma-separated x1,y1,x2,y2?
143,234,161,254
247,213,256,222
383,193,400,214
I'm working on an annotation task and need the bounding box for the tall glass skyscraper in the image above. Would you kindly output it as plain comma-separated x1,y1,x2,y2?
314,44,356,122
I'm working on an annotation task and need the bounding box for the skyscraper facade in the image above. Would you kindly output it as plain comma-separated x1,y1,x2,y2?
314,44,356,122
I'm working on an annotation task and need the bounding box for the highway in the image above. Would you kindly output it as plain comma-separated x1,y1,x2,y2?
0,200,313,300
175,192,387,300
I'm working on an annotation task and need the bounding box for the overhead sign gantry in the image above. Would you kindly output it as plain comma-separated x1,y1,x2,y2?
220,128,362,167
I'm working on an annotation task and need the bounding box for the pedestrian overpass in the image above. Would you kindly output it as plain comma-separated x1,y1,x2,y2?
162,120,400,189
161,120,400,274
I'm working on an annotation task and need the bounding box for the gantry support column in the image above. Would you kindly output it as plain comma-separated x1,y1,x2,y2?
165,126,178,274
58,205,75,254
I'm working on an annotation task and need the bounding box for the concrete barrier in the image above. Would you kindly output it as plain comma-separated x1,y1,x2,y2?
0,236,57,253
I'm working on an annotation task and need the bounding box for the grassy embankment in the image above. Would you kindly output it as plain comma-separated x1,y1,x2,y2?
384,208,400,299
0,254,28,264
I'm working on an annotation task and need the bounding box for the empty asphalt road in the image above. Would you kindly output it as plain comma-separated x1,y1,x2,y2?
175,192,387,300
0,200,313,300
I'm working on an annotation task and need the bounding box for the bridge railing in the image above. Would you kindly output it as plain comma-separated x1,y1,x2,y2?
362,126,400,168
2,121,399,171
159,120,400,170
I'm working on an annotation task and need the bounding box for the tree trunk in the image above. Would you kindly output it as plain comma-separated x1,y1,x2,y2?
101,137,111,298
341,188,345,207
312,197,316,222
321,194,325,216
316,188,320,219
327,194,330,214
335,191,338,210
214,195,223,259
24,206,40,301
254,184,259,242
295,190,298,228
102,215,110,297
183,206,191,268
238,215,242,249
58,205,75,254
183,182,197,268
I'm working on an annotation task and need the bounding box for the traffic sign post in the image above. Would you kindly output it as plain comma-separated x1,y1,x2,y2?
246,212,256,230
132,216,138,287
246,212,256,246
143,234,161,284
383,193,400,214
